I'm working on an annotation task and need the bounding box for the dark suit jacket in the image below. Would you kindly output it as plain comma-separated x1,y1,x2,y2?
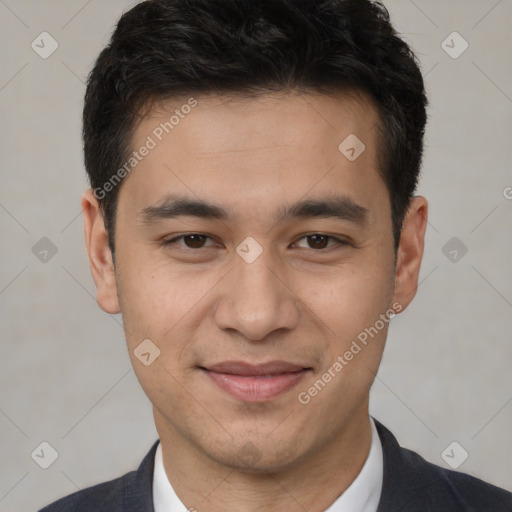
39,418,512,511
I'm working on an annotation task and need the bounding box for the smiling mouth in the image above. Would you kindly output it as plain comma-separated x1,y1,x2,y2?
200,361,312,402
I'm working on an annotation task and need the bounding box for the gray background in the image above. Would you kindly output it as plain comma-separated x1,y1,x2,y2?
0,1,511,511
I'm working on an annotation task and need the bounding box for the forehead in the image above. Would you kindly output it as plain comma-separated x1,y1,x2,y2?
138,90,380,156
120,90,387,227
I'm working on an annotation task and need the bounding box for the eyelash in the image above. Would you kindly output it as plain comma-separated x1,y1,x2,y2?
161,233,349,251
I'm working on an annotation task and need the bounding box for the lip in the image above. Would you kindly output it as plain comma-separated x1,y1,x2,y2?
201,361,311,402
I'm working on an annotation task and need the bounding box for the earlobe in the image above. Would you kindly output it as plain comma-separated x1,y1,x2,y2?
82,189,121,314
392,196,428,312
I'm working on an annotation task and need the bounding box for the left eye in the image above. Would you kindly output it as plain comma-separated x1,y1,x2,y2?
293,234,344,250
163,233,345,250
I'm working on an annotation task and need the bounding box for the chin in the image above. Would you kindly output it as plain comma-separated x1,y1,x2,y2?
204,436,309,474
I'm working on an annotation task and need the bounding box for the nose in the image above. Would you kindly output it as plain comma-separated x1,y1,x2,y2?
213,245,301,341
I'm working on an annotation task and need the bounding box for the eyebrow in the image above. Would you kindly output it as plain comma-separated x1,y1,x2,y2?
137,193,369,226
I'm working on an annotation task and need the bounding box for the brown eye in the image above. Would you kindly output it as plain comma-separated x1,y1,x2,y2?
294,234,345,250
181,234,208,248
163,234,215,249
306,234,329,249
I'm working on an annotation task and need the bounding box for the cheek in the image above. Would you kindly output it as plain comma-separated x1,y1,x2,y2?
301,260,393,340
115,257,215,353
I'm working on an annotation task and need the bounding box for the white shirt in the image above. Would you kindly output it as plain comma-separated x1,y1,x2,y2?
153,416,383,512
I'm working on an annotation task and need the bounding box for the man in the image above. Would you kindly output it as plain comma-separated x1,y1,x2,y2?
39,0,512,510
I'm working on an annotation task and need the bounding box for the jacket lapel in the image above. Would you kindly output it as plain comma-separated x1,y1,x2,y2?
373,418,434,511
121,440,160,511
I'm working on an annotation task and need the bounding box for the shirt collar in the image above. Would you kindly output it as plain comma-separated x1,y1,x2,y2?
153,416,383,512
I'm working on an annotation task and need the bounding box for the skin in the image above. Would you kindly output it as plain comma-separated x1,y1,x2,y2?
82,90,428,512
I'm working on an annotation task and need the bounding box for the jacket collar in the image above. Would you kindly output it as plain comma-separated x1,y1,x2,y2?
373,417,437,511
122,440,159,511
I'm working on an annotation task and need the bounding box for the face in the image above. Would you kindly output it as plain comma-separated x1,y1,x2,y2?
83,90,427,473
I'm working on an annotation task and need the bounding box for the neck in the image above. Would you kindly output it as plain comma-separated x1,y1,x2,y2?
154,405,373,512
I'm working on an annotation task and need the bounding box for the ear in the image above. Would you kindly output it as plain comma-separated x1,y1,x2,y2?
82,189,120,314
392,195,428,312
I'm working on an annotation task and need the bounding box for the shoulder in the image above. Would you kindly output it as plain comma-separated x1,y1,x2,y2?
400,443,512,509
37,440,159,512
374,419,512,511
38,473,132,512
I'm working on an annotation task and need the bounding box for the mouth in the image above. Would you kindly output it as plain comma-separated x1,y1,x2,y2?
199,361,312,402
